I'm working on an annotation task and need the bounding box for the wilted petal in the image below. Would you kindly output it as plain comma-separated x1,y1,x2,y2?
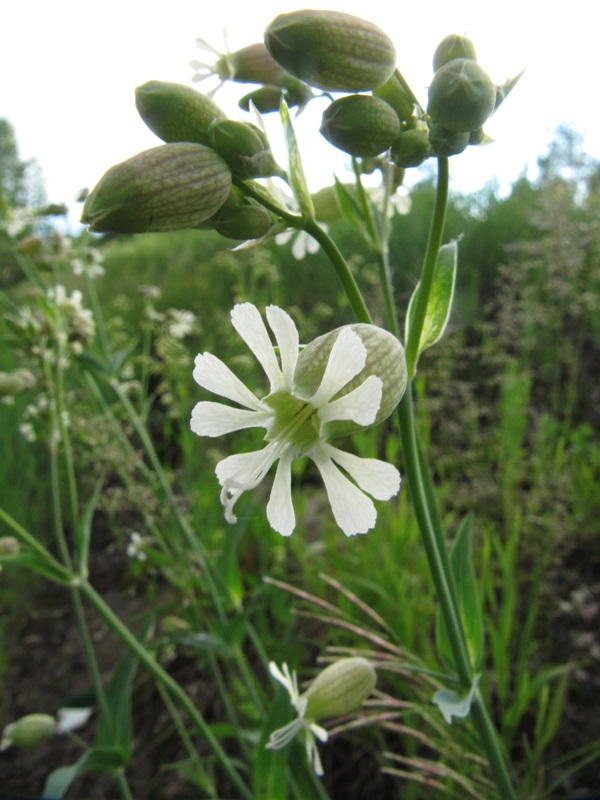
191,401,271,437
309,329,367,408
317,375,382,427
266,305,299,389
231,303,285,392
310,448,377,535
266,449,295,536
322,442,401,500
193,352,265,411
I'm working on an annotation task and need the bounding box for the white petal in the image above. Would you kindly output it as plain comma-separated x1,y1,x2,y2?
191,401,271,437
266,449,296,536
317,375,382,427
266,306,299,389
215,441,281,523
231,303,285,392
322,443,401,500
305,730,325,776
309,329,367,408
310,448,377,536
193,352,265,411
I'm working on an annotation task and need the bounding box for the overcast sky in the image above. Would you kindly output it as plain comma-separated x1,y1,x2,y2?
1,0,597,228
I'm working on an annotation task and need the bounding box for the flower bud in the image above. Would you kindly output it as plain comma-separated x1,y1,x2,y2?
302,658,376,721
432,34,477,72
211,202,272,240
238,79,312,114
216,42,291,87
135,81,227,146
265,10,396,92
1,714,56,749
81,143,231,233
373,74,415,124
428,58,496,133
208,120,281,179
294,323,407,437
320,95,400,158
428,123,470,157
391,129,432,168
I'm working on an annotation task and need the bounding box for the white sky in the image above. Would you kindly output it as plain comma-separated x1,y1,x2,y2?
1,0,597,228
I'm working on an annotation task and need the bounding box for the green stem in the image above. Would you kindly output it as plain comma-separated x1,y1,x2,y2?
0,505,71,582
79,580,254,800
404,157,449,377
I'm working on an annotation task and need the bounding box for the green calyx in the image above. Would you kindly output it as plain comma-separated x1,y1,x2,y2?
432,34,477,72
208,119,282,179
211,202,273,241
320,95,400,158
264,10,396,92
216,42,291,87
81,143,232,234
303,658,376,721
293,323,407,438
391,128,432,168
428,58,496,133
135,81,227,146
429,123,470,157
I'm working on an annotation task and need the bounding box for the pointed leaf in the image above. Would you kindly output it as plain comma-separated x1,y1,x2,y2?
253,684,291,800
280,100,314,218
43,746,125,798
405,239,458,362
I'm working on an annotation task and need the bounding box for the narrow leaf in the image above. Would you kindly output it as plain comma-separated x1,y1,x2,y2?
280,99,314,218
405,239,458,363
43,746,125,798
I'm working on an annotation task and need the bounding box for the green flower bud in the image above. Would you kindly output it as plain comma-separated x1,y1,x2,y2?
265,10,396,92
468,127,486,145
373,73,415,123
0,368,35,396
302,658,376,721
320,95,400,158
81,143,231,234
428,123,470,157
294,323,407,438
428,58,496,133
208,120,282,179
1,714,56,749
432,34,477,72
216,42,291,87
238,79,313,114
391,129,432,168
211,202,272,240
135,81,227,145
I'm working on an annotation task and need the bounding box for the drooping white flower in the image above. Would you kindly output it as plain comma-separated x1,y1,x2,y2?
191,303,403,537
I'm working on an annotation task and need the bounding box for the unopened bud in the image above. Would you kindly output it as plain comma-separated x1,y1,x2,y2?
265,10,396,92
374,74,415,123
294,323,407,437
391,129,431,168
81,143,231,233
208,120,282,179
238,79,312,114
428,58,496,133
429,123,470,157
216,42,291,87
1,714,56,750
432,34,477,72
211,203,272,240
320,95,400,158
135,81,227,145
303,658,376,721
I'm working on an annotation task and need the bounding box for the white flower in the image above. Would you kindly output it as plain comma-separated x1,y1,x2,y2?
267,662,329,776
275,226,327,260
190,303,400,536
166,309,196,339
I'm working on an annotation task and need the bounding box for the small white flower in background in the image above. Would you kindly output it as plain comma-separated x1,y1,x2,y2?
191,303,405,537
126,531,149,562
275,225,327,260
267,658,376,776
166,309,196,340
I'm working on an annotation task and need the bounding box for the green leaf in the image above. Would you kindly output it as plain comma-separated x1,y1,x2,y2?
43,746,125,798
433,675,480,724
333,177,369,239
76,480,103,574
405,239,458,363
436,515,485,671
253,686,292,800
280,100,314,218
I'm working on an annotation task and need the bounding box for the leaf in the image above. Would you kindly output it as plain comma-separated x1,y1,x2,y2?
76,480,103,574
253,685,292,800
43,746,125,798
433,675,480,725
405,239,458,364
436,515,485,671
280,100,314,218
333,177,369,239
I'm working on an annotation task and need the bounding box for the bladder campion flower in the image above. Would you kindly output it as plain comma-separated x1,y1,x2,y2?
190,303,405,536
267,658,376,775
